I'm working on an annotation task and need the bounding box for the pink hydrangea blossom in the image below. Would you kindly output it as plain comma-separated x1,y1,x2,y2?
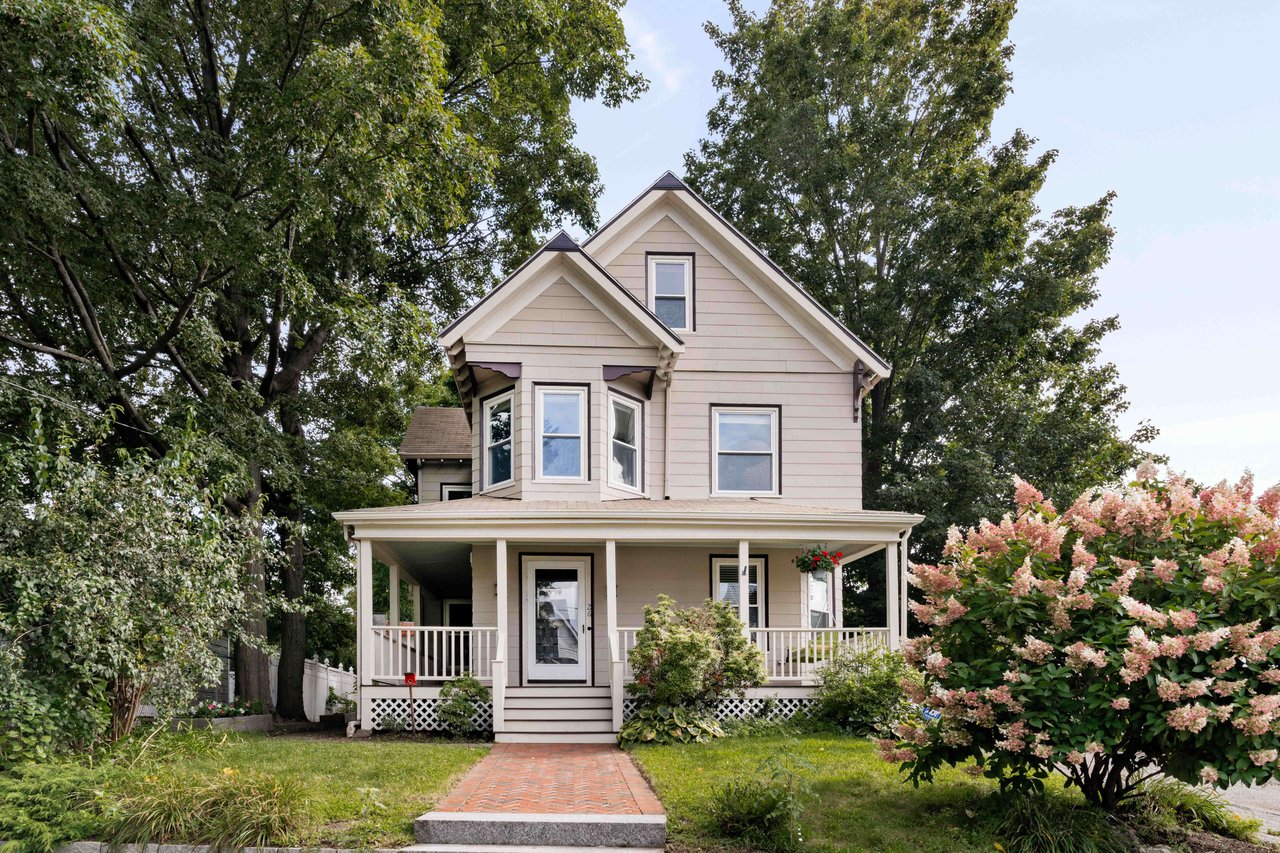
1121,596,1169,629
1151,558,1179,583
1064,642,1107,672
1015,636,1054,663
1066,750,1085,765
1111,697,1130,710
1013,476,1044,512
1169,609,1198,631
1166,704,1211,733
1250,749,1278,767
1200,766,1220,784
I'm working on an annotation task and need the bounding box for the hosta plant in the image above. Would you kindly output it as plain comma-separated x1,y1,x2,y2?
618,704,725,744
881,467,1280,810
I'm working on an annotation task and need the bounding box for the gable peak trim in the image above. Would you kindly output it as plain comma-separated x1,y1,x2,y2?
650,171,689,191
544,229,580,251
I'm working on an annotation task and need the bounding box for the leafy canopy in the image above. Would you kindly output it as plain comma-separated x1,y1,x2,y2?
684,0,1155,614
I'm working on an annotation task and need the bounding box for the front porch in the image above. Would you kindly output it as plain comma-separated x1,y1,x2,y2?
337,498,922,740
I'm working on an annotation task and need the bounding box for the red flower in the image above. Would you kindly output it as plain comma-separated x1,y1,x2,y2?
835,552,843,559
822,551,829,557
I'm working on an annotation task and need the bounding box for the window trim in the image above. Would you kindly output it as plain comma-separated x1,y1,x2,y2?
606,390,644,494
806,568,836,628
709,555,768,629
481,388,515,491
710,404,781,496
534,384,590,483
440,483,473,501
646,252,695,332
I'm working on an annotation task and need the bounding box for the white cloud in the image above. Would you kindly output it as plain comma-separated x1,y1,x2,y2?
1149,408,1280,488
621,8,689,94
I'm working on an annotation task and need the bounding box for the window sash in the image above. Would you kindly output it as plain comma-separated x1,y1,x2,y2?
537,387,587,480
712,407,778,495
608,394,641,491
648,256,692,331
713,558,763,628
483,393,514,489
808,569,834,628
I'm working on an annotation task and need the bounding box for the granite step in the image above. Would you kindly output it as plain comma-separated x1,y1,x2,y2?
414,812,667,849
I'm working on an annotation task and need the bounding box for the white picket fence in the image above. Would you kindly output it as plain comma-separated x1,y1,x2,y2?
233,656,357,722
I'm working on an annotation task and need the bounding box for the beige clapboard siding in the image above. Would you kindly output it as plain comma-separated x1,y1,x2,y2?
605,216,844,374
485,278,639,349
416,460,471,503
471,542,815,686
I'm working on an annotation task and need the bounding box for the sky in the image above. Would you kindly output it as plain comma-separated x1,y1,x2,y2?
569,0,1280,489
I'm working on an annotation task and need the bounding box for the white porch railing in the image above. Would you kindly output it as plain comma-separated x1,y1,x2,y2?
750,627,889,682
368,626,497,682
616,626,889,684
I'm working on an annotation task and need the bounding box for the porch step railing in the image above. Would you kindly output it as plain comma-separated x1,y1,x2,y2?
616,626,889,684
369,626,497,682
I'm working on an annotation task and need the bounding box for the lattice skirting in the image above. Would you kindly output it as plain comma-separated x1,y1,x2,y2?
621,696,816,722
368,697,493,732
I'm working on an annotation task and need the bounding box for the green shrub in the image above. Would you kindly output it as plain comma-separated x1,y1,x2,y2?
438,674,490,737
1122,777,1260,843
618,705,724,744
812,645,920,736
709,745,813,851
627,595,765,712
983,791,1130,853
102,768,301,848
0,762,105,853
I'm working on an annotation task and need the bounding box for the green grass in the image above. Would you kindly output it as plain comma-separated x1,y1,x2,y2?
630,733,1006,852
126,732,487,848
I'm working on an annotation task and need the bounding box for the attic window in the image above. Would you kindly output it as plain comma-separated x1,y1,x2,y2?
648,255,693,331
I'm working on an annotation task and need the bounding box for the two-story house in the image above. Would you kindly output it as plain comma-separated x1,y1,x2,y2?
334,172,922,743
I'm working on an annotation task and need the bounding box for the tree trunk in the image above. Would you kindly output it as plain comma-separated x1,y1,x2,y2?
275,498,308,720
233,466,274,711
108,676,145,742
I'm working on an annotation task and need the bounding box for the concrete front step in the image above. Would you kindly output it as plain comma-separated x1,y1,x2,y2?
506,707,612,721
495,731,618,743
415,813,666,849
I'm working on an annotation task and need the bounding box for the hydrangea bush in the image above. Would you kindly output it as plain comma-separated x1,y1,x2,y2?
882,467,1280,810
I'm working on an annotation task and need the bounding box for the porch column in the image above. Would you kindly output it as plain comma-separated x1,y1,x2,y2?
606,540,623,731
357,539,373,686
493,539,508,733
389,562,401,625
899,532,910,641
738,539,751,637
410,582,422,625
885,541,901,650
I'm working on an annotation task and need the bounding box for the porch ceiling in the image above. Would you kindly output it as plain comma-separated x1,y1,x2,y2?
371,540,472,598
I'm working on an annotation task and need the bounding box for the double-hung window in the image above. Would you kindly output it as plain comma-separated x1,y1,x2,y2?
712,406,780,495
648,255,692,332
537,386,587,481
712,557,764,628
608,393,642,492
482,392,514,489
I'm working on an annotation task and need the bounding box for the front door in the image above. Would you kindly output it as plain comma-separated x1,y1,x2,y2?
522,556,591,682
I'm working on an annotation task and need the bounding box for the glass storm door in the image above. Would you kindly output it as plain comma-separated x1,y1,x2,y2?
523,557,590,681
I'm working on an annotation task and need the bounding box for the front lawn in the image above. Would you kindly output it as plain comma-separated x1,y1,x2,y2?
156,733,488,848
630,732,1004,852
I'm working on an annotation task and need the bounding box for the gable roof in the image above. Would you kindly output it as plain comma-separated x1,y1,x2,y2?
399,407,470,459
583,172,891,378
439,229,684,353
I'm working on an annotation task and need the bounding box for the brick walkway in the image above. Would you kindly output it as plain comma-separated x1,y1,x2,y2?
434,743,664,815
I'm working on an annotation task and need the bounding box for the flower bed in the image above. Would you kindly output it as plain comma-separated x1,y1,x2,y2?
172,700,272,732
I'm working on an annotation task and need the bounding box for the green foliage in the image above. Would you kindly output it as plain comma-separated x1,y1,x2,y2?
1122,777,1261,844
982,792,1130,853
0,0,646,713
686,0,1154,619
813,646,920,736
0,411,260,763
627,595,765,712
102,768,302,848
437,674,491,738
709,744,814,851
326,687,357,715
617,705,725,745
0,762,104,853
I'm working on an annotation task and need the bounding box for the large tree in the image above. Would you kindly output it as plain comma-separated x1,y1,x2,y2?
0,0,644,714
685,0,1155,623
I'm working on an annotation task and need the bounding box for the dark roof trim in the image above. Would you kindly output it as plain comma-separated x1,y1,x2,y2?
602,364,656,382
582,172,891,375
544,229,580,251
471,361,521,380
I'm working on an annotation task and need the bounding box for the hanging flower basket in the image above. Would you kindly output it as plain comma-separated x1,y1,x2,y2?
795,545,841,573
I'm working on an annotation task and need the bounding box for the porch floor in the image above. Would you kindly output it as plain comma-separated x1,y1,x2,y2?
434,743,663,815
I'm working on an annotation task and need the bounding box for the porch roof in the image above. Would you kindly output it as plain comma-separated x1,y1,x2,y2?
334,497,923,545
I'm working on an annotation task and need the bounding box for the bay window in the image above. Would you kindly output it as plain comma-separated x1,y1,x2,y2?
536,386,588,481
482,391,513,489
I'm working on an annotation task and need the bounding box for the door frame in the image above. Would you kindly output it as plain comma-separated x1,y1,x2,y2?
441,598,472,627
518,553,594,685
